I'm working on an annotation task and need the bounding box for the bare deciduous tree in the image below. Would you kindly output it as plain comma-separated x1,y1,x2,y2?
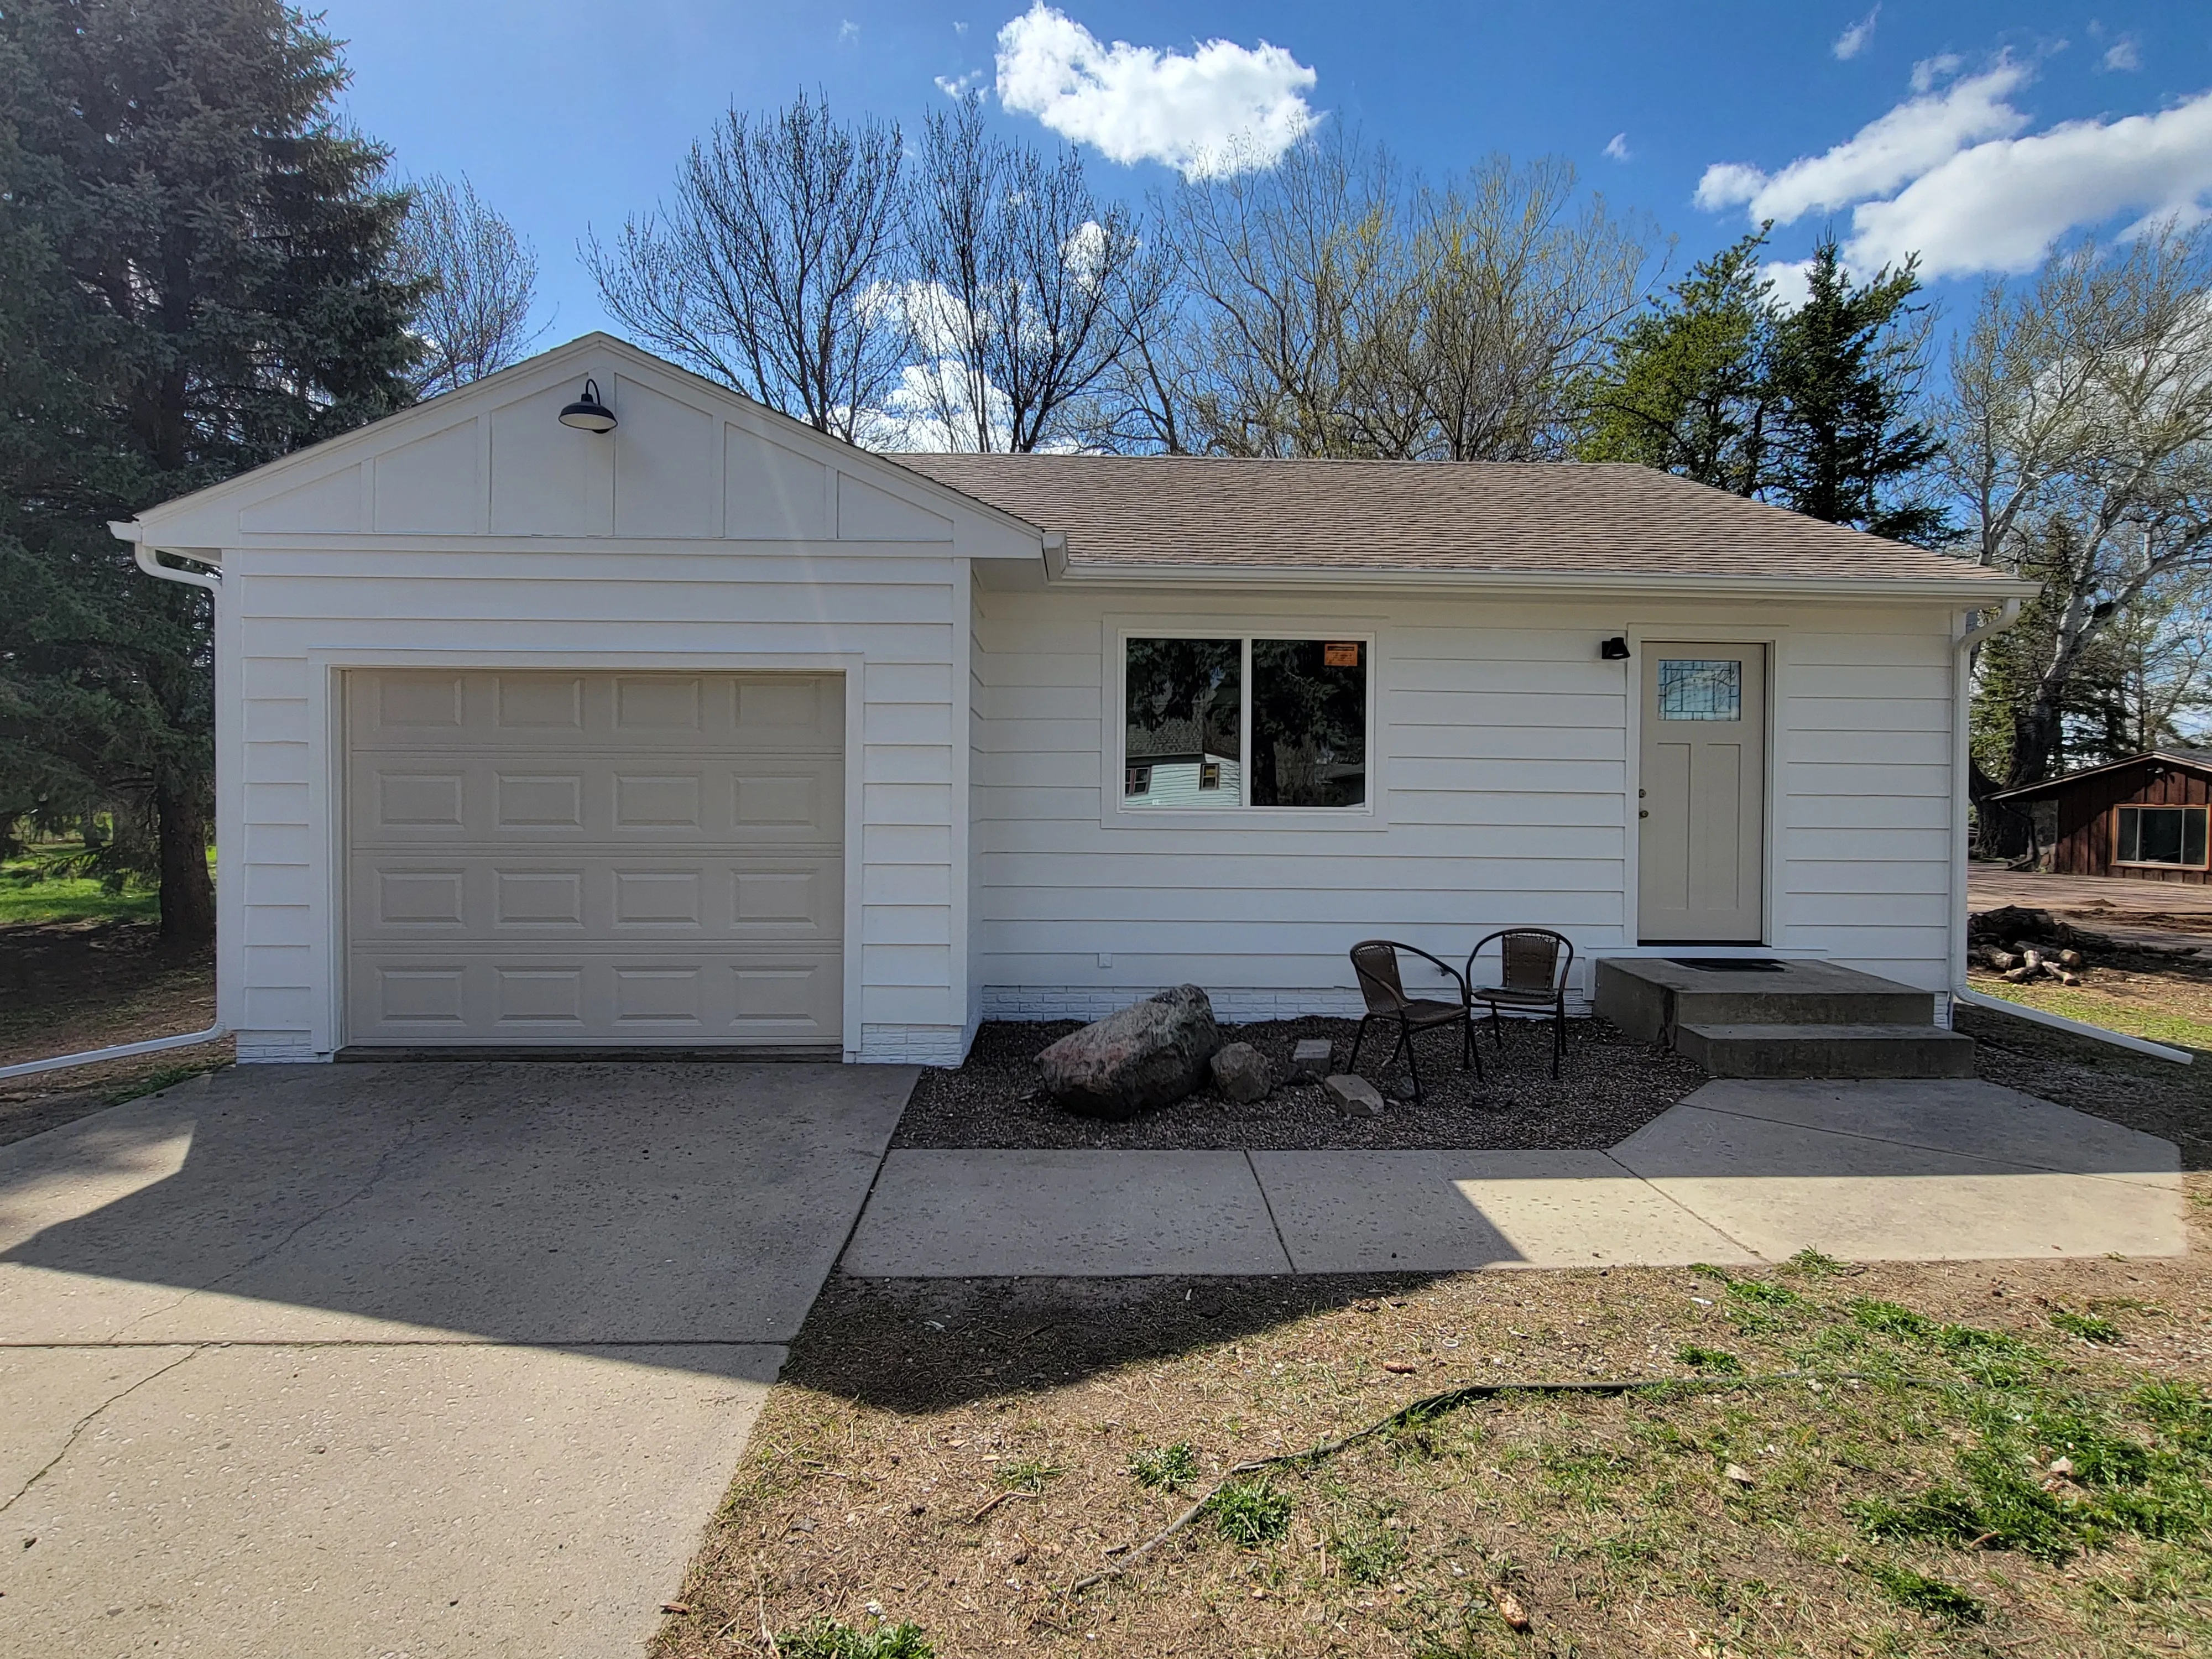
1949,226,2212,842
394,174,542,397
892,96,1155,452
586,91,906,441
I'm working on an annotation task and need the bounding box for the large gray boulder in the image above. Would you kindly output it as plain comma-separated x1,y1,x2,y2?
1038,985,1222,1120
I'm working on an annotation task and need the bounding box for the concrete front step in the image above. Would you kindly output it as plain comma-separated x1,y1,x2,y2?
1676,1021,1977,1079
1596,957,1936,1039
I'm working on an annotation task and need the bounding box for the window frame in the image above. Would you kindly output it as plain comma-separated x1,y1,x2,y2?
1106,619,1383,830
2112,802,2210,870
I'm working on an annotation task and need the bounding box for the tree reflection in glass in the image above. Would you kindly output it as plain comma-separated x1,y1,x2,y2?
1124,639,1240,807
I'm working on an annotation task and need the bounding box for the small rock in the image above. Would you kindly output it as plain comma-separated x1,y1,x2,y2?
2048,1456,2074,1477
1290,1037,1334,1079
1388,1076,1417,1102
1723,1463,1755,1488
1208,1041,1274,1103
1382,1360,1417,1374
1324,1074,1386,1116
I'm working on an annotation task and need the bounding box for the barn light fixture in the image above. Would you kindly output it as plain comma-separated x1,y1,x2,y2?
557,377,617,433
1599,636,1631,660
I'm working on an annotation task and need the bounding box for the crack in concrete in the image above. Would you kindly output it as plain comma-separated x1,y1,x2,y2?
0,1345,202,1517
101,1068,486,1343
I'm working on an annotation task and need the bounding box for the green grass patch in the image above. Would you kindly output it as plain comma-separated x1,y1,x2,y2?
1675,1344,1743,1375
774,1620,933,1659
1207,1477,1293,1547
1863,1562,1984,1623
0,870,159,926
1127,1442,1199,1489
1784,1246,1848,1277
1725,1278,1803,1307
995,1458,1059,1493
2051,1308,2125,1345
1970,978,2212,1052
1330,1519,1406,1585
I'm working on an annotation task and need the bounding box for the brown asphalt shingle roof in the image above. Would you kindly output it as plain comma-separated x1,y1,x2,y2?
888,453,2013,586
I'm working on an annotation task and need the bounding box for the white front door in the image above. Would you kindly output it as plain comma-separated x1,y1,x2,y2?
1637,644,1767,943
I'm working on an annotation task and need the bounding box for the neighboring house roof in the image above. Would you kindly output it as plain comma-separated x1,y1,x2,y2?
890,452,2032,593
1988,748,2212,801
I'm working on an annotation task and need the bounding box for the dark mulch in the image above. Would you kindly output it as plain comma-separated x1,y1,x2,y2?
0,919,226,1145
890,1015,1709,1151
1959,1000,2212,1170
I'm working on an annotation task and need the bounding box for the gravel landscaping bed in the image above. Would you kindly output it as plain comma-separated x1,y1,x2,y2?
891,1015,1708,1151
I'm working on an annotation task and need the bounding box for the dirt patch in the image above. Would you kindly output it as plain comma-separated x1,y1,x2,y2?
0,920,227,1144
893,1018,1707,1152
656,1199,2212,1659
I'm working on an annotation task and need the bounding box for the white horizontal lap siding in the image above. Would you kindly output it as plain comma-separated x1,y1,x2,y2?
226,549,964,1061
1775,613,1958,993
971,592,1637,1021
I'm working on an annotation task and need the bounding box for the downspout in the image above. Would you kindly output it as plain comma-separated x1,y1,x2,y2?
1947,597,2192,1063
0,525,236,1081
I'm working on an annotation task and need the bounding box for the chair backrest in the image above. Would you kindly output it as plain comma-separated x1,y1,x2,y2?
1475,928,1574,993
1349,939,1410,1015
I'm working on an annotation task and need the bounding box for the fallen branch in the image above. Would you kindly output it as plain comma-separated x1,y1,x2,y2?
1062,1370,1927,1598
969,1488,1042,1525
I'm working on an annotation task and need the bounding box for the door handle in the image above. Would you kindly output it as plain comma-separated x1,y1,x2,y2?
1639,809,1650,818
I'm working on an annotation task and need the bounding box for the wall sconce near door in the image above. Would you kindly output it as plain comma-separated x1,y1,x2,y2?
1599,636,1632,660
557,377,617,433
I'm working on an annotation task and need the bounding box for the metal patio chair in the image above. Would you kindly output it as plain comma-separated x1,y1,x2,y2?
1347,939,1481,1102
1465,928,1575,1078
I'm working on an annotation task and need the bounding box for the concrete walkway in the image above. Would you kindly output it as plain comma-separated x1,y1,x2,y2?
843,1079,2185,1276
0,1061,914,1659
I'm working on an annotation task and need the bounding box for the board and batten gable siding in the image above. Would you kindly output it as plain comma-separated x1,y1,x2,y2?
130,338,1027,1065
969,588,1960,1019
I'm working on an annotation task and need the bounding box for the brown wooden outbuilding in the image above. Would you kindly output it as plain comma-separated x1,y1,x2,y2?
1990,749,2212,885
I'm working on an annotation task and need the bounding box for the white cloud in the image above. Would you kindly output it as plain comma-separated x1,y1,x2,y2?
1833,6,1880,62
994,3,1318,179
837,18,859,44
1604,132,1631,162
2103,38,2142,74
1761,258,1820,312
936,70,985,97
1911,53,1961,94
954,19,968,35
1846,87,2212,275
1694,60,2030,223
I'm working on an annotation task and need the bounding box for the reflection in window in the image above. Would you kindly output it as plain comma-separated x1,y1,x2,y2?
1124,639,1241,809
1122,636,1369,810
1657,659,1742,722
1251,639,1366,807
2117,804,2209,867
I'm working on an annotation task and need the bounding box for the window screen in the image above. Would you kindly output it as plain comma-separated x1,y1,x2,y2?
2117,805,2209,867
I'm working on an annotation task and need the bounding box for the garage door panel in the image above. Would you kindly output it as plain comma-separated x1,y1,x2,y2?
346,952,841,1044
348,755,842,844
353,671,846,753
351,856,842,940
346,669,843,1047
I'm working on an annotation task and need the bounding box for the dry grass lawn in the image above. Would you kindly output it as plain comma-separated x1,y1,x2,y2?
656,1187,2212,1659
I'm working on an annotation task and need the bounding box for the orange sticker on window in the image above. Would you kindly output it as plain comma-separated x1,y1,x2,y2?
1324,641,1360,667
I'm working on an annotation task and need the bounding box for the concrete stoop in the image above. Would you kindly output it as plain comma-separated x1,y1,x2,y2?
1597,956,1971,1079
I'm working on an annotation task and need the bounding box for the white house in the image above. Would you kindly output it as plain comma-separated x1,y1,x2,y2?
115,335,2034,1066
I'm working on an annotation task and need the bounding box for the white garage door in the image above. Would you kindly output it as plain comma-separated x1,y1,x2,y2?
345,670,844,1048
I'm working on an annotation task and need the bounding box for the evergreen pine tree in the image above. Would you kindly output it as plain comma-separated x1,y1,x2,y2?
1764,239,1947,544
1574,229,1776,495
0,0,421,941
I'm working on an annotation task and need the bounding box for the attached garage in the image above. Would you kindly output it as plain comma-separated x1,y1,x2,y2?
345,669,844,1050
114,334,1041,1066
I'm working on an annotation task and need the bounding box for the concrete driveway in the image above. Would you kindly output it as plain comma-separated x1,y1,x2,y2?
0,1060,914,1658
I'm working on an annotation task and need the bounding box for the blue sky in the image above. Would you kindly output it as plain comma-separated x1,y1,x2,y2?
322,1,2212,339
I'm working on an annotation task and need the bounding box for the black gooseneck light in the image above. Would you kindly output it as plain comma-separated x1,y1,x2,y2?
558,377,617,433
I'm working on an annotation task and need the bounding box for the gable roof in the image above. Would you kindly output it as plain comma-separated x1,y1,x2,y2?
1988,748,2212,801
889,452,2034,596
116,333,1041,557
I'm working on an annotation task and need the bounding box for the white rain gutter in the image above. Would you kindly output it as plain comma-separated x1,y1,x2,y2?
1948,597,2191,1064
0,523,238,1082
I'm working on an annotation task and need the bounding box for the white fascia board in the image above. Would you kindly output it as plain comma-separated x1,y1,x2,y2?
1046,560,2042,604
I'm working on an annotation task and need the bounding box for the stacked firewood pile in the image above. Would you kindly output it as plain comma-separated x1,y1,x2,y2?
1966,904,2109,987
